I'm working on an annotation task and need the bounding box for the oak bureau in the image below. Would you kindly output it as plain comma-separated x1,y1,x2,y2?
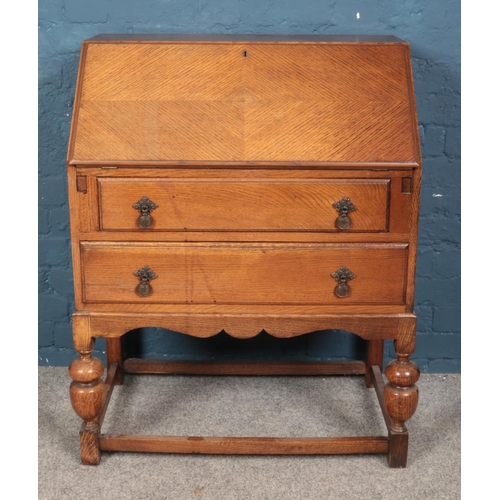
67,34,422,467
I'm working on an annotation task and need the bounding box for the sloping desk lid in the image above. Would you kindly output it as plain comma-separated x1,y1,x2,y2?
68,35,421,167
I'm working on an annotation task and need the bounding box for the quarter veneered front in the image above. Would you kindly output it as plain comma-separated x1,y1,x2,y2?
70,42,418,165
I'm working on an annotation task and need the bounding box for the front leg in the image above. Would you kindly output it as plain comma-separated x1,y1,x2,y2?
69,347,104,465
69,314,104,465
384,337,420,468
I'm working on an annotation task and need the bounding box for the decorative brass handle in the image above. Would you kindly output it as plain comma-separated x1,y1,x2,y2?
331,266,355,298
134,265,158,297
333,197,357,229
133,196,158,229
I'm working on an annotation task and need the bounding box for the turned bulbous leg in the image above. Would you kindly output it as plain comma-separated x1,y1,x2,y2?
69,350,104,465
385,354,420,433
384,341,420,468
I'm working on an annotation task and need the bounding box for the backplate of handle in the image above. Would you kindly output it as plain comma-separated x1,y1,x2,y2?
333,197,357,229
331,266,356,298
134,265,158,297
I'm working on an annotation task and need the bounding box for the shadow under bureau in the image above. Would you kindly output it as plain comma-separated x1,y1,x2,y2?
66,34,422,467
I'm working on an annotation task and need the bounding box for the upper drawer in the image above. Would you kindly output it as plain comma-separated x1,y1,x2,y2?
98,179,390,232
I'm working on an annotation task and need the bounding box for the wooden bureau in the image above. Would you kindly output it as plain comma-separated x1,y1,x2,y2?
67,34,421,467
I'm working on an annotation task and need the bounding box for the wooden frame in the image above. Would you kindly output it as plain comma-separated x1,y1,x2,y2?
69,312,419,468
97,361,392,456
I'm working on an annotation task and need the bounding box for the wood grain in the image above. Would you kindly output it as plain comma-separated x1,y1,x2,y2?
364,339,384,387
96,363,119,427
98,435,389,455
80,242,408,305
76,166,415,178
105,338,124,385
68,351,104,465
79,311,416,340
371,365,393,431
70,41,418,165
98,178,390,232
388,430,409,468
123,359,366,376
66,36,422,467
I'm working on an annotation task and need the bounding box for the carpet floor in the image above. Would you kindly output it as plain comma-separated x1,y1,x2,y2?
39,367,460,500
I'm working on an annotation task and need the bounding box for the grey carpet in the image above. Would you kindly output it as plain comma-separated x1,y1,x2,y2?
39,367,460,500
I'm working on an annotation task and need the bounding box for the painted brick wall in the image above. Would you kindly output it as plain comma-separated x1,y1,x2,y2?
38,1,461,372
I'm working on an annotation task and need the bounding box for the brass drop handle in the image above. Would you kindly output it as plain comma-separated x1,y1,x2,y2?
133,196,158,229
331,266,356,298
333,197,357,229
134,265,158,297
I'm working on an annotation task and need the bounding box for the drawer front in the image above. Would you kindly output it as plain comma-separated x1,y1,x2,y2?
81,242,407,305
98,179,390,232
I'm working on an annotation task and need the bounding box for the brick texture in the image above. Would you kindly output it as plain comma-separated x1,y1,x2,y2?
38,0,461,372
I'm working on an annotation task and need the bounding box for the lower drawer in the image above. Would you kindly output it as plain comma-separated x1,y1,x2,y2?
81,242,408,305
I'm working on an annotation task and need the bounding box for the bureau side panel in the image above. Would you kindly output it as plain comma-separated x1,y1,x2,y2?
67,167,85,306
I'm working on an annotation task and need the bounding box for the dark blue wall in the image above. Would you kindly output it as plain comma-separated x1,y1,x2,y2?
39,1,461,372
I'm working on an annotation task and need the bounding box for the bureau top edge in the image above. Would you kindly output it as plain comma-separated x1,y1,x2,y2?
67,161,421,169
84,34,408,44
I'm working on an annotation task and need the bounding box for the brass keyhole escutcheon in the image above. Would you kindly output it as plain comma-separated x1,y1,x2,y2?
331,266,356,298
333,197,357,230
134,265,158,297
133,196,158,229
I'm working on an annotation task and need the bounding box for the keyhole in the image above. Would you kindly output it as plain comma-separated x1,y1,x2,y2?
243,50,248,57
